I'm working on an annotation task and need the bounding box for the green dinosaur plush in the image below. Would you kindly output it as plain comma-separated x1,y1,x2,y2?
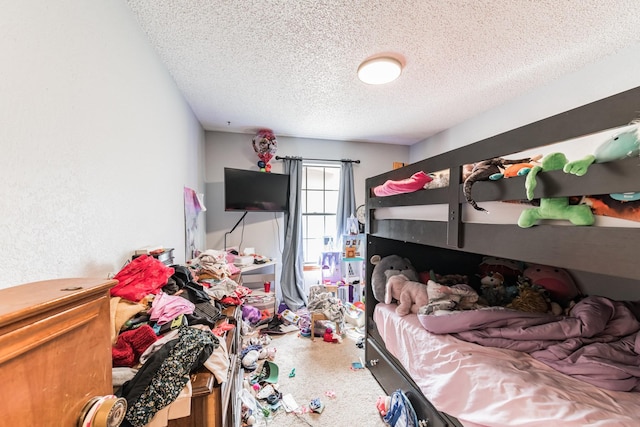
563,126,640,201
517,152,594,228
563,126,640,176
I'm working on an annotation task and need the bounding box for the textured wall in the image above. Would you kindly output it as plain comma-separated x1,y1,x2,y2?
409,42,640,161
0,1,205,288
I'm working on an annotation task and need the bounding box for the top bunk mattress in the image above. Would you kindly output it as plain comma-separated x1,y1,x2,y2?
374,302,640,427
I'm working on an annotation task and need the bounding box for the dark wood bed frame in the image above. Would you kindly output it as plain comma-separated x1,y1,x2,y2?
363,86,640,426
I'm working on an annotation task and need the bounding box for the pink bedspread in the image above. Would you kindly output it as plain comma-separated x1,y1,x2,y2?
375,303,640,427
418,296,640,392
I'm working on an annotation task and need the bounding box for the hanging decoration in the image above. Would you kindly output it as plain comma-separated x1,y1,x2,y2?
252,128,278,172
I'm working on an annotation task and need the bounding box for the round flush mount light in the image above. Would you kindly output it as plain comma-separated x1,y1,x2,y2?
357,56,403,85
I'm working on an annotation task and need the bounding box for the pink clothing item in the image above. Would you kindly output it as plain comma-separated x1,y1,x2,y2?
149,292,195,325
111,255,175,302
373,171,433,197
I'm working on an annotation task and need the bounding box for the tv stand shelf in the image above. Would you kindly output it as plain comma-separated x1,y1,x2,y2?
238,260,277,290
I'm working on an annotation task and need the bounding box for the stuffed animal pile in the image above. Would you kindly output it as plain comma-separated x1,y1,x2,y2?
371,253,580,317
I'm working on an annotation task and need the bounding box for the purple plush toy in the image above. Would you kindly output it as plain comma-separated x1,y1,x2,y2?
242,304,261,324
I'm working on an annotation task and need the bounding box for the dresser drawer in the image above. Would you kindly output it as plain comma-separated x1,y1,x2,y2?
366,337,457,427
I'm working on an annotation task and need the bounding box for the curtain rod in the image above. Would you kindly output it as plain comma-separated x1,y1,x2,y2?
275,155,360,164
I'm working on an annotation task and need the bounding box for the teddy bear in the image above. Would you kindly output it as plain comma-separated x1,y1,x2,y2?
384,274,430,316
370,254,420,303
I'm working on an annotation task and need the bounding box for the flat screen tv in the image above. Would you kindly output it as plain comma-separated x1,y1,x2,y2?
224,168,290,212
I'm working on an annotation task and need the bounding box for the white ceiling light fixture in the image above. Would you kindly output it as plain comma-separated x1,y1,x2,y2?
357,56,403,85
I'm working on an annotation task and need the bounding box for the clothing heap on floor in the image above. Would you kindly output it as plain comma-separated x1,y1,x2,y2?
109,250,249,427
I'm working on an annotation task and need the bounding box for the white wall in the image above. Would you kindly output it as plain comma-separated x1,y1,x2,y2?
0,1,205,289
204,131,409,258
410,42,640,162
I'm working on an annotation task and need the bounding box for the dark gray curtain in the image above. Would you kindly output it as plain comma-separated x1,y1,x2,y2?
280,158,307,310
336,161,356,247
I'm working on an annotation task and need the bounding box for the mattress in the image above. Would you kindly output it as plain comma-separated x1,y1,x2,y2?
374,303,640,427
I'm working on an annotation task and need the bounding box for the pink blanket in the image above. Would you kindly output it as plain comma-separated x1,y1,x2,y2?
373,171,432,197
418,296,640,391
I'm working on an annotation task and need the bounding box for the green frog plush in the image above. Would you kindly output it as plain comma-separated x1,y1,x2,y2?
517,152,594,228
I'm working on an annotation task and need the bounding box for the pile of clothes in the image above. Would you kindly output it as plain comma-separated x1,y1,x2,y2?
109,252,250,427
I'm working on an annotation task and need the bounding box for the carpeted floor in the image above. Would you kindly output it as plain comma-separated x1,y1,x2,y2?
243,326,388,426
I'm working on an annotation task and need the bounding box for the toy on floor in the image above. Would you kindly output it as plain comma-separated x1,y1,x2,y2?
385,274,430,316
518,152,595,228
376,395,391,416
309,398,325,413
323,327,341,343
241,344,277,371
464,156,541,212
370,254,419,303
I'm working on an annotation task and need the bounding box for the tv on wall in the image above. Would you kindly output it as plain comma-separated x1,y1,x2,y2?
224,168,290,212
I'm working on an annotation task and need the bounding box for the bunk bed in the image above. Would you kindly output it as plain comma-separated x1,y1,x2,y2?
364,86,640,427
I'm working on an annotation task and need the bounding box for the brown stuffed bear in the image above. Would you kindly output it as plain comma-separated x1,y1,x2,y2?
384,274,429,316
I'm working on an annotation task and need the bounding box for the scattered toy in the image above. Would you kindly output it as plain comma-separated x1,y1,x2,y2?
309,398,324,413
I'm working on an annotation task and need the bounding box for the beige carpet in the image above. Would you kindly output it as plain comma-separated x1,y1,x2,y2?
246,327,388,426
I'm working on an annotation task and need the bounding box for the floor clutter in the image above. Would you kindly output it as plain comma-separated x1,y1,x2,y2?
238,285,389,426
108,248,390,427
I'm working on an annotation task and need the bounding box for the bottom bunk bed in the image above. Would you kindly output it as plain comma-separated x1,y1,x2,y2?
364,236,640,427
370,302,640,427
364,85,640,427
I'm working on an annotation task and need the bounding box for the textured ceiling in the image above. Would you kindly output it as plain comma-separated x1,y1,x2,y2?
126,1,640,145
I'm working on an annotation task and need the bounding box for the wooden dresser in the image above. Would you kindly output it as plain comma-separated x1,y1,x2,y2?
0,278,115,427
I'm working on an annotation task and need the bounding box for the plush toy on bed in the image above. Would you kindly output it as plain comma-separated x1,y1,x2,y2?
478,256,524,285
523,263,581,306
370,254,420,303
506,280,552,314
489,155,542,180
464,156,543,212
421,280,479,314
385,274,430,316
563,123,640,200
517,152,595,228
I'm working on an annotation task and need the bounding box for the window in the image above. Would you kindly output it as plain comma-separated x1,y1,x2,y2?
301,163,340,264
